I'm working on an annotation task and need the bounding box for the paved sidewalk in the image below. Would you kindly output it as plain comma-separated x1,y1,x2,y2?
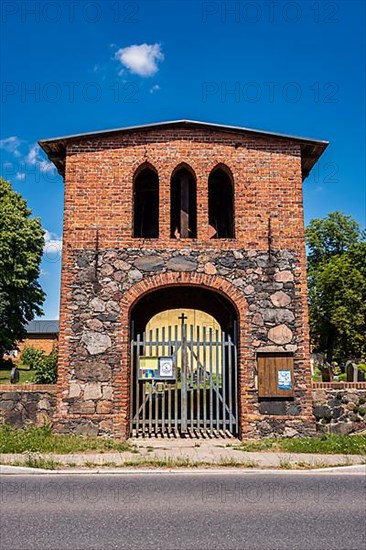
1,438,365,469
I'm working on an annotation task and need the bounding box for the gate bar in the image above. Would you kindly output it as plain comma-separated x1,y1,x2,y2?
181,320,187,432
174,325,179,431
215,329,220,431
196,325,201,429
154,328,159,430
209,327,214,433
234,320,239,434
130,322,135,432
148,330,153,434
203,326,207,432
161,326,166,433
189,324,194,429
228,333,233,434
222,330,226,430
168,325,172,432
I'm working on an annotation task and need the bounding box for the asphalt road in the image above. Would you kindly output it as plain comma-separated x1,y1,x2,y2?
1,472,365,550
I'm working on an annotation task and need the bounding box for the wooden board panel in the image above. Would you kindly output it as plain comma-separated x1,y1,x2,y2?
257,353,294,398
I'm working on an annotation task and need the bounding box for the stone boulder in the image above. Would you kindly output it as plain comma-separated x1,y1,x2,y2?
270,290,291,307
134,255,164,272
75,362,112,382
84,382,102,401
274,270,294,283
268,324,293,345
167,256,197,271
81,331,112,355
262,308,295,324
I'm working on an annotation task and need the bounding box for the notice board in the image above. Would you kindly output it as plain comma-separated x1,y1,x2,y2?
257,353,295,398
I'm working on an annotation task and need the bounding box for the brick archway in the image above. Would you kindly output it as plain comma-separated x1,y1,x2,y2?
116,272,249,438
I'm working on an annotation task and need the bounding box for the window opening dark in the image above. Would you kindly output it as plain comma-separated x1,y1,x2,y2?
170,168,197,238
133,168,159,238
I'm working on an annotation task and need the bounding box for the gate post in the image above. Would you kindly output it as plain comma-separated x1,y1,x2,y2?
180,313,188,433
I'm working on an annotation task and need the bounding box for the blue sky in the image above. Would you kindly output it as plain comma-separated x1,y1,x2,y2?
1,0,365,319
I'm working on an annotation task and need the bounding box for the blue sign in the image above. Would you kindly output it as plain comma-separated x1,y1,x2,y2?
278,370,292,390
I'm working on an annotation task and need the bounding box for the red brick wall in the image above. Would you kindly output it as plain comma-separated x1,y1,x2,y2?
17,335,58,357
63,129,304,249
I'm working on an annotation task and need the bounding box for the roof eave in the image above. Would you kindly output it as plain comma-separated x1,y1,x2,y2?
38,120,329,179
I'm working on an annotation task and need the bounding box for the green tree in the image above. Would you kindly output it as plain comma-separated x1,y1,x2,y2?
306,212,366,362
306,211,361,268
0,178,45,357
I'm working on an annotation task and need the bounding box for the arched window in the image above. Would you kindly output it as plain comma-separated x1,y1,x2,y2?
208,167,234,238
133,166,159,238
170,166,197,238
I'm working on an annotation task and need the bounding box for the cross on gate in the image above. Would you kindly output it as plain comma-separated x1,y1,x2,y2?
178,312,188,325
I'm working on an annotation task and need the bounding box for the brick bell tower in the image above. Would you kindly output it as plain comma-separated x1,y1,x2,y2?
40,120,328,439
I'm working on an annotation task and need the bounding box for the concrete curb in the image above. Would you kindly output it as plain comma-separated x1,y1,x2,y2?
1,450,365,464
1,463,365,476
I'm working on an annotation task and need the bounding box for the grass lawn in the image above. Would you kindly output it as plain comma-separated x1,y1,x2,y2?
0,425,132,454
235,434,366,455
1,425,365,456
0,363,36,384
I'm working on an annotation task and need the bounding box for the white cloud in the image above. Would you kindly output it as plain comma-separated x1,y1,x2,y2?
38,160,54,173
26,145,38,165
1,139,56,180
115,43,164,77
0,136,22,157
43,229,63,262
150,84,160,94
44,229,62,247
27,144,55,173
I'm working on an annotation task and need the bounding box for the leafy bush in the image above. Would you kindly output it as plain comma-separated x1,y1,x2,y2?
338,373,347,382
21,346,44,369
33,347,58,384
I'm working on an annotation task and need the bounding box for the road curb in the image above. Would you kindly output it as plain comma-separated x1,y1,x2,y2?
1,464,365,475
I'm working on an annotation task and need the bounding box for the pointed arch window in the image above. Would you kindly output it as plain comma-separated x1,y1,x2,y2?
170,166,197,238
133,166,159,238
208,167,234,238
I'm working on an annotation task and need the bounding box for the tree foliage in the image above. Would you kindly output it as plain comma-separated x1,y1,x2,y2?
306,211,361,268
306,212,366,362
0,178,45,357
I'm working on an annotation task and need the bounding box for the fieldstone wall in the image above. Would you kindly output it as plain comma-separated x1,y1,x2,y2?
74,247,300,350
56,246,312,438
1,386,365,437
0,386,56,428
312,388,366,435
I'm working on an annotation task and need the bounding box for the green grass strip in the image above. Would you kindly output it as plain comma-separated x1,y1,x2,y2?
236,434,366,455
0,424,132,454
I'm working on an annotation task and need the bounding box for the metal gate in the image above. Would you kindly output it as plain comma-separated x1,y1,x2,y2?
130,315,238,438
